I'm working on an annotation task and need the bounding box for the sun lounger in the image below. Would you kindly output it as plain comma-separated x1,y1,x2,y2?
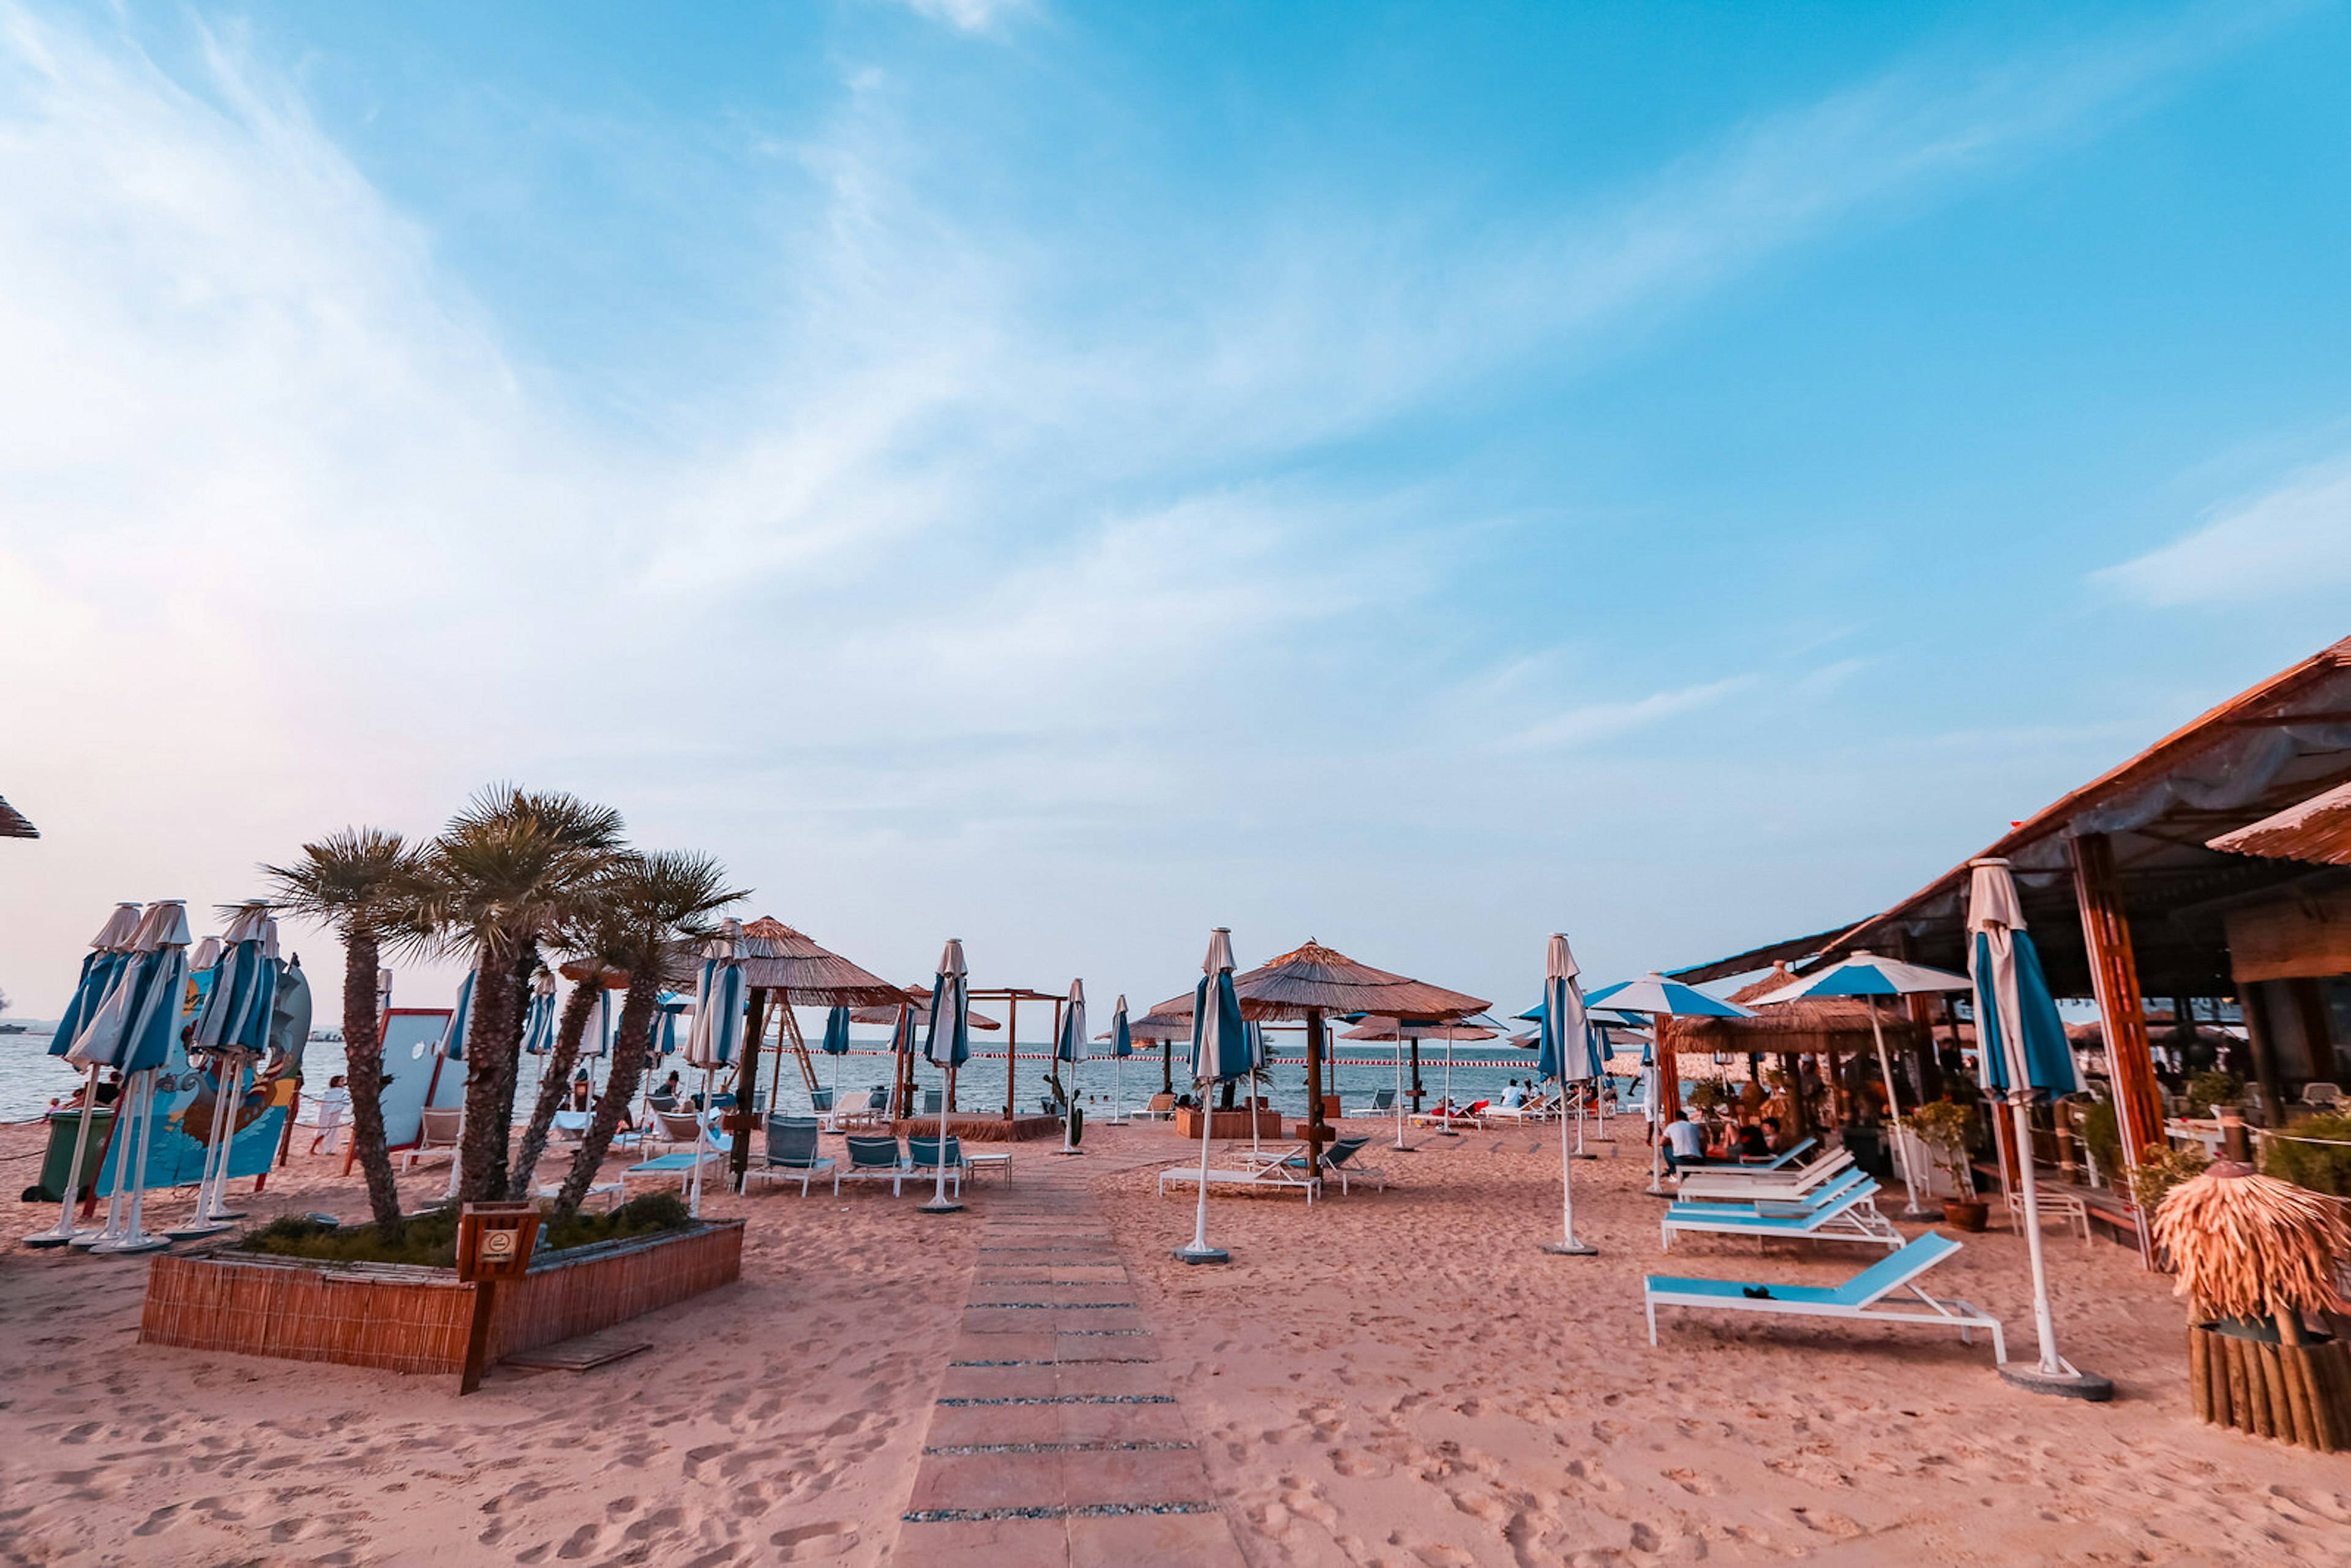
1409,1100,1490,1131
399,1107,463,1172
1660,1176,1901,1251
1267,1133,1386,1195
2004,1187,2091,1242
834,1135,907,1195
1345,1087,1397,1118
1673,1152,1861,1206
909,1135,967,1199
1159,1148,1321,1203
1674,1135,1820,1174
536,1177,626,1210
1644,1232,2006,1362
744,1114,836,1196
1136,1092,1177,1122
645,1108,710,1155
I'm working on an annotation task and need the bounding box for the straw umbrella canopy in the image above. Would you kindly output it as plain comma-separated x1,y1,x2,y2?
722,917,907,1184
1125,1006,1190,1096
1340,1016,1496,1149
1160,940,1488,1157
850,991,1002,1030
0,793,37,838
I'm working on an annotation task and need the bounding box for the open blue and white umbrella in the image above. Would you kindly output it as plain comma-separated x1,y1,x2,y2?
1968,857,2107,1399
176,905,280,1236
1101,993,1134,1124
1537,933,1602,1255
683,920,749,1215
1053,980,1089,1155
72,900,192,1255
821,1005,852,1121
24,904,143,1248
1751,951,1971,1217
1177,928,1254,1264
920,939,971,1214
1584,972,1752,1196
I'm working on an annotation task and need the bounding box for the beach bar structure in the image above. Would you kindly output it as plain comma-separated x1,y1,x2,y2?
1660,962,1924,1136
1677,635,2351,1209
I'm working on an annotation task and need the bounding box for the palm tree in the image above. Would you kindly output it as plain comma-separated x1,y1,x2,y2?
263,828,432,1232
552,851,744,1218
506,888,636,1201
424,787,625,1204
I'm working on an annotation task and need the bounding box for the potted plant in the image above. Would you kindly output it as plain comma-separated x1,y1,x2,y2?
1901,1100,1985,1230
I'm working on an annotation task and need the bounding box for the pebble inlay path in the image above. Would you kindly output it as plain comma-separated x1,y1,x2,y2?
888,1147,1247,1566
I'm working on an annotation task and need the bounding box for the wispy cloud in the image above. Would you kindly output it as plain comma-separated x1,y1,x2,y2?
1503,676,1760,752
881,0,1035,36
2098,452,2351,606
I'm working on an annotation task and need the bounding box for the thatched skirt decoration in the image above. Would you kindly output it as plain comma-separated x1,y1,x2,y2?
2189,1320,2350,1450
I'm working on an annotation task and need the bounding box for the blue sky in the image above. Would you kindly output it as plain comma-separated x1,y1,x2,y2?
3,0,2349,1019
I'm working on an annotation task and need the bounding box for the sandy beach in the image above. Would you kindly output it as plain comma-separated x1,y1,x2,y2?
2,1119,2345,1567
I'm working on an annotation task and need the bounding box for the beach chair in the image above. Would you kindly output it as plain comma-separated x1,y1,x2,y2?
1277,1133,1387,1195
535,1176,626,1210
1644,1232,2006,1364
810,1087,836,1126
909,1135,968,1199
1660,1176,1902,1251
1671,1165,1872,1218
626,1114,728,1189
1159,1146,1322,1204
1137,1092,1178,1122
2004,1187,2091,1242
834,1135,907,1196
1346,1087,1396,1118
400,1107,463,1172
1673,1147,1856,1202
551,1108,593,1143
745,1114,836,1196
921,1089,944,1117
1409,1100,1490,1131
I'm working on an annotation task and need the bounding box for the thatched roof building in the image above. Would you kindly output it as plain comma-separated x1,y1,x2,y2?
1662,963,1921,1059
0,795,36,839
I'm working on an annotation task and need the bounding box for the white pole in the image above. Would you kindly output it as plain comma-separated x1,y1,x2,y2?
26,1066,102,1245
1542,1069,1595,1255
83,1074,141,1248
1188,1089,1215,1253
2013,1092,2063,1373
1870,999,1927,1215
929,1064,957,1209
1114,1054,1125,1123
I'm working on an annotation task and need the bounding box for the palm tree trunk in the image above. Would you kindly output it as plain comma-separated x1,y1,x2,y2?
456,945,525,1204
554,982,658,1219
338,932,405,1232
506,981,601,1201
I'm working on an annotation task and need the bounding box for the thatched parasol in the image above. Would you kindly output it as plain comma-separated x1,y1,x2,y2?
722,917,909,1184
1663,963,1919,1057
1126,1007,1191,1096
849,989,1002,1030
1340,1015,1498,1149
0,795,36,839
1163,940,1489,1155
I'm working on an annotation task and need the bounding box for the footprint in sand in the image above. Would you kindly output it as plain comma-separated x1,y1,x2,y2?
1663,1467,1715,1496
1329,1447,1393,1479
770,1520,860,1561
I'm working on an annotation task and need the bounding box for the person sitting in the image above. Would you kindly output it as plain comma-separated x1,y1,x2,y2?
1662,1111,1706,1173
654,1070,683,1105
570,1066,593,1113
1500,1080,1526,1109
1732,1120,1772,1161
1760,1115,1785,1153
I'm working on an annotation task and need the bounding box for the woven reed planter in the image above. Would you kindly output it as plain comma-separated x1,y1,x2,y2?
1174,1108,1283,1141
2189,1322,2351,1451
138,1218,743,1377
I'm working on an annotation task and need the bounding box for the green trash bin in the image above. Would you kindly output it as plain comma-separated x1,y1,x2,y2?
29,1108,115,1204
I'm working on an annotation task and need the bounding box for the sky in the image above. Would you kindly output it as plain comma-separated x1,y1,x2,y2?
3,0,2350,1024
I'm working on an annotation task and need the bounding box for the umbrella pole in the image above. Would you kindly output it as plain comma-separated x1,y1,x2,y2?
82,1076,138,1248
1439,1037,1457,1136
921,1064,963,1214
1175,1084,1227,1264
1393,1040,1408,1150
203,1050,250,1221
26,1065,102,1245
1997,1090,2110,1397
1871,1000,1932,1219
101,1071,168,1254
1543,1070,1595,1255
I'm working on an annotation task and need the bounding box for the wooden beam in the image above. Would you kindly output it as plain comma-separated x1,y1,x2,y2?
2071,833,2166,1185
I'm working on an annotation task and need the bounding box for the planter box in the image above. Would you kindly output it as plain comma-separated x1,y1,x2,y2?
139,1219,744,1376
1174,1108,1284,1140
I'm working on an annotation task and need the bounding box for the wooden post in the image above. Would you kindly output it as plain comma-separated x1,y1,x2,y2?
2071,833,2165,1185
1000,995,1016,1119
2241,984,2287,1130
1305,1008,1329,1155
1161,1037,1172,1095
1895,931,1944,1101
1409,1037,1423,1110
728,988,770,1190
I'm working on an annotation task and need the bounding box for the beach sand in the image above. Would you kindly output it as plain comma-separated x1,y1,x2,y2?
1,1119,2345,1565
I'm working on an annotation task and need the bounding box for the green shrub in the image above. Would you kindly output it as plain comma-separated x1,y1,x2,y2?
2185,1070,2245,1118
239,1191,692,1268
2262,1109,2351,1198
2073,1099,2121,1184
2128,1143,2210,1214
1900,1100,1979,1197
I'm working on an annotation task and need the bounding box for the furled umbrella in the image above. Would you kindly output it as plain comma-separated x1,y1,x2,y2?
1750,951,1972,1219
522,969,558,1057
820,1005,852,1125
1100,994,1134,1124
1538,933,1604,1256
172,904,280,1237
920,939,972,1214
1968,857,2112,1400
23,904,143,1248
437,967,479,1201
1176,928,1257,1265
887,999,921,1120
69,900,192,1255
1583,973,1753,1197
681,919,748,1217
1052,980,1089,1155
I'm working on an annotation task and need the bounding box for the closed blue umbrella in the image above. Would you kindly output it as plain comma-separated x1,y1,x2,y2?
920,939,971,1213
684,920,749,1215
435,967,479,1199
1054,980,1089,1155
1968,857,2109,1400
1100,993,1134,1125
75,900,191,1255
820,1005,852,1119
522,971,558,1056
1177,928,1254,1264
176,906,279,1236
1537,933,1600,1256
24,904,143,1249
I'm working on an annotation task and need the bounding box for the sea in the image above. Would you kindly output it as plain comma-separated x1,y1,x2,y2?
1,1026,1605,1126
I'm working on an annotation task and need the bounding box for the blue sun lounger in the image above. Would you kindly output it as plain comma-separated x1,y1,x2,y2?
1644,1232,2006,1362
1671,1165,1872,1217
1673,1147,1854,1202
1660,1174,1900,1251
1672,1135,1818,1174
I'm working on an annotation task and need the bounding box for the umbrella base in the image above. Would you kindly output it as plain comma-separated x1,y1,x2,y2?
1049,1147,1086,1157
1542,1239,1599,1256
21,1228,86,1249
1643,1185,1673,1198
1172,1244,1229,1266
1998,1362,2113,1401
1895,1208,1945,1223
91,1234,170,1256
165,1220,234,1241
918,1199,966,1215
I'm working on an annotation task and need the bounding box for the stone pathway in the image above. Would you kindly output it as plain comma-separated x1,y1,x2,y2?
889,1151,1246,1566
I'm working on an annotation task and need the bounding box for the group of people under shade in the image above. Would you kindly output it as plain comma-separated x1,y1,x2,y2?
1659,1107,1785,1174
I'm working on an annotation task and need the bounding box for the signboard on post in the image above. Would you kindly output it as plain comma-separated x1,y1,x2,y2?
456,1201,542,1394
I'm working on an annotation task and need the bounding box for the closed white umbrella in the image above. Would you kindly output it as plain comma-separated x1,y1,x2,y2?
171,905,279,1237
1053,979,1089,1155
1538,934,1603,1256
1100,995,1134,1125
1176,929,1256,1265
23,904,143,1248
683,919,748,1216
72,900,192,1256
